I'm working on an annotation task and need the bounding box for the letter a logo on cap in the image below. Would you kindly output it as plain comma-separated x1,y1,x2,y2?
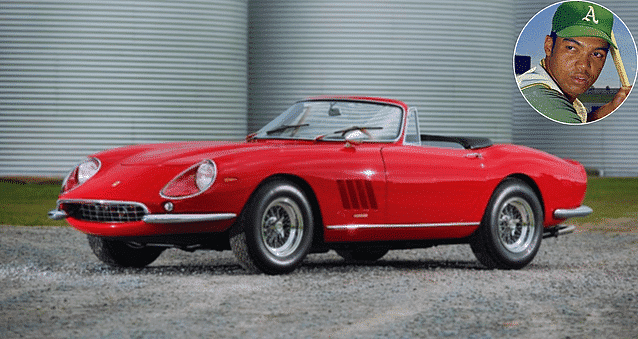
552,2,615,48
582,5,599,24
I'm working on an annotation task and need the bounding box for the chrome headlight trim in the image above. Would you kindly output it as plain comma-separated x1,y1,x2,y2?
61,157,102,193
160,159,217,200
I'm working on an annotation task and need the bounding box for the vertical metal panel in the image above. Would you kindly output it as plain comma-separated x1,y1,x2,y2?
0,0,248,177
513,0,638,177
4,0,635,178
248,0,515,143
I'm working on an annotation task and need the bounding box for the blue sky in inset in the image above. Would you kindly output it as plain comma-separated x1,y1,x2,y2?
514,2,637,88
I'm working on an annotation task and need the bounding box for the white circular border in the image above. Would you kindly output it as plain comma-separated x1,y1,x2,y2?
513,1,637,125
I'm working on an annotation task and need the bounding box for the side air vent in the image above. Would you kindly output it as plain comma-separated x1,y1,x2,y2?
336,180,378,210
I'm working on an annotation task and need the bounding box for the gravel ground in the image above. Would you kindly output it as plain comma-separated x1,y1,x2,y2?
1,224,637,339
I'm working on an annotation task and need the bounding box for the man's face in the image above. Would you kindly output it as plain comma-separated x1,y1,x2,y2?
544,35,609,102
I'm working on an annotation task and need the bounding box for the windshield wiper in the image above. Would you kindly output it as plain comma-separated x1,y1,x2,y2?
333,126,383,137
266,124,309,135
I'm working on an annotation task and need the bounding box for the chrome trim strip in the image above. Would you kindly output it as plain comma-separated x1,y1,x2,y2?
326,221,480,230
143,213,237,224
553,205,593,219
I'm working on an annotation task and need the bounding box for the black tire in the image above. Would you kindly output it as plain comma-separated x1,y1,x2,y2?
470,178,543,269
336,248,389,262
230,180,314,275
87,235,164,268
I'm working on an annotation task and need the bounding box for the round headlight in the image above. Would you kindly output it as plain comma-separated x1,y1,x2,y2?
77,158,100,185
61,157,101,193
196,161,216,191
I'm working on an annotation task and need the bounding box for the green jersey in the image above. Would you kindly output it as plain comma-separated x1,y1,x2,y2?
517,61,587,124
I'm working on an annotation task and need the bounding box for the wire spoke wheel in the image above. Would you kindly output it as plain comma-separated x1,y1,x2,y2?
470,178,543,269
497,197,534,253
261,197,304,257
230,180,314,274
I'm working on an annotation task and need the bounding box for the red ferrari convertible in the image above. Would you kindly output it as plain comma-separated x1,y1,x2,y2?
49,97,592,274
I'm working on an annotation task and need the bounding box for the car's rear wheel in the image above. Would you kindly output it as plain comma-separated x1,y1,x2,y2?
230,180,314,275
87,235,164,268
470,178,543,269
336,248,389,262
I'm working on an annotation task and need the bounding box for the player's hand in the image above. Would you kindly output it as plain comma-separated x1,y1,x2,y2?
588,86,632,122
610,86,632,108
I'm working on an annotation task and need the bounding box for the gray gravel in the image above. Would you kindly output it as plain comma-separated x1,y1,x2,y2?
1,224,637,339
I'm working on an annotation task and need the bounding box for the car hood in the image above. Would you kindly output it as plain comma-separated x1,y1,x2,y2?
110,141,270,166
62,141,279,203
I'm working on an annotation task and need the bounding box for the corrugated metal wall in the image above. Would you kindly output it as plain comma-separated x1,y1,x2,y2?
247,0,515,143
2,0,637,178
513,1,638,177
0,0,248,177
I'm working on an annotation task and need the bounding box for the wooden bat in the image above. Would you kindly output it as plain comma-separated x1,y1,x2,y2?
610,31,631,88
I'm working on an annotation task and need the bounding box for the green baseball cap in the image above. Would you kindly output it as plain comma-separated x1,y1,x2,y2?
552,1,615,48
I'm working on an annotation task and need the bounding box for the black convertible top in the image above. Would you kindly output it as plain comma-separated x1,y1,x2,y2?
420,134,493,150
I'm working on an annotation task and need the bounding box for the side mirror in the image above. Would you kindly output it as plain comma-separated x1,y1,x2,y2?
344,130,368,143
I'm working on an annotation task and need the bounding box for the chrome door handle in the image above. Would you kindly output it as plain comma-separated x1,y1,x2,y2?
465,152,483,159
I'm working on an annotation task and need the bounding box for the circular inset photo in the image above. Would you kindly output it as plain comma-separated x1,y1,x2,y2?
514,1,637,125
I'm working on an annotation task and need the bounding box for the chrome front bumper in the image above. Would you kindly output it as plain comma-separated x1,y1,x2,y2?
48,209,68,220
142,213,236,224
553,205,593,219
48,209,236,224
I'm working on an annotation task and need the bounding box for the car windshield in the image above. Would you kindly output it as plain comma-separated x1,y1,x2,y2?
253,100,404,142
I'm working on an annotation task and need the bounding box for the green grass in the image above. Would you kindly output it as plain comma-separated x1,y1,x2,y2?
0,180,67,226
576,177,638,224
0,177,636,227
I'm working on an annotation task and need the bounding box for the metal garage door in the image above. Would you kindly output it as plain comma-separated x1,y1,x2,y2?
0,0,248,177
247,0,516,143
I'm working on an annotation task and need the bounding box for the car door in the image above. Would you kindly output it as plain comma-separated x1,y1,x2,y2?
381,144,489,238
298,142,387,237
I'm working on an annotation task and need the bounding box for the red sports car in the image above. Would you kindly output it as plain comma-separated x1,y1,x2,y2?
49,97,592,274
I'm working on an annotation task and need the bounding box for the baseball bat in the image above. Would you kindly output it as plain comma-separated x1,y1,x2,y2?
610,31,631,88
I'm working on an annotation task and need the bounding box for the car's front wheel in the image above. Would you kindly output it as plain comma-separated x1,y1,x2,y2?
87,235,164,268
230,180,314,275
470,178,543,269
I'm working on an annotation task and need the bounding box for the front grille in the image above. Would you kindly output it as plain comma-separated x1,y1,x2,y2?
62,201,148,223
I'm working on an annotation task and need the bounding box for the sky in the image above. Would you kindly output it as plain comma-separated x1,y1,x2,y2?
514,2,637,89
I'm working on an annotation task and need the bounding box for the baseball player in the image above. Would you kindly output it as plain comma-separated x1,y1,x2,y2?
517,1,632,124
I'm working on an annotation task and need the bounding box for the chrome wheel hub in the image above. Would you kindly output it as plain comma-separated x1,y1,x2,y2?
261,197,304,257
497,197,535,253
